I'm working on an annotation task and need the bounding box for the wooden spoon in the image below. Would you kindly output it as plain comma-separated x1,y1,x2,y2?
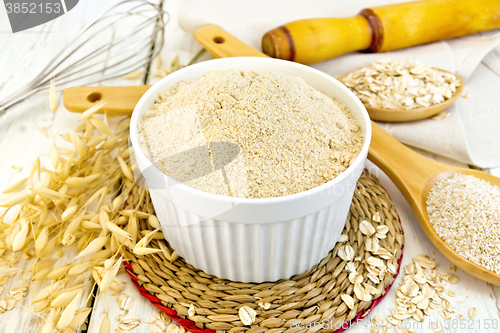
337,70,464,122
370,122,500,285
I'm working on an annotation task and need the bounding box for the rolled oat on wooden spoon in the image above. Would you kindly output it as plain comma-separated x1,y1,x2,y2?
338,59,464,122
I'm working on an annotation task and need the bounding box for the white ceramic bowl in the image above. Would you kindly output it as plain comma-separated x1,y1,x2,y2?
130,57,371,282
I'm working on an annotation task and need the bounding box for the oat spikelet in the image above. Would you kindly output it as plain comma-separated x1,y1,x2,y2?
89,117,114,136
135,229,157,249
66,174,101,187
12,222,29,252
100,256,123,293
148,215,160,229
99,314,111,333
50,143,60,169
49,78,58,113
0,267,20,277
78,100,107,121
4,177,27,193
117,156,134,181
35,227,49,257
0,191,28,207
51,289,81,308
33,187,64,199
46,264,71,280
77,236,108,258
33,281,63,303
56,291,81,330
106,221,131,240
70,308,91,328
68,262,92,276
41,309,60,333
133,247,161,256
61,205,78,222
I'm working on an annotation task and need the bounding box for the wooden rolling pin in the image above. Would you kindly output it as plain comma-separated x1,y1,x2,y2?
262,0,500,64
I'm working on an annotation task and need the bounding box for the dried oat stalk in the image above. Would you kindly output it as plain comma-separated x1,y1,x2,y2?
0,102,176,330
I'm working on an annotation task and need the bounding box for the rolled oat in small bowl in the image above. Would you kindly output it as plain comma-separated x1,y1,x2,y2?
130,57,371,282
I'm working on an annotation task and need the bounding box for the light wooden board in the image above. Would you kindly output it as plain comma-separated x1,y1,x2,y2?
1,1,500,332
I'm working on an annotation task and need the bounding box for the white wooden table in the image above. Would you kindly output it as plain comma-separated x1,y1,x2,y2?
0,1,500,332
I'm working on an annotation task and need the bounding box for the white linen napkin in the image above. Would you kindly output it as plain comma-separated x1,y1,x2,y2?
178,0,500,168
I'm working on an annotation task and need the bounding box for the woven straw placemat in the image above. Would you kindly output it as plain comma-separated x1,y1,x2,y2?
124,171,404,333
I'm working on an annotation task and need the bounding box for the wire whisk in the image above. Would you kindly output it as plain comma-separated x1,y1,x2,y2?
0,0,168,114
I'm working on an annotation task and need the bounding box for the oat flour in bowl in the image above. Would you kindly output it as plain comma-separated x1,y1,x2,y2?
138,69,363,198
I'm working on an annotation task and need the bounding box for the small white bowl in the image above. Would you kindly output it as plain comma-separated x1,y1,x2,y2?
130,57,371,282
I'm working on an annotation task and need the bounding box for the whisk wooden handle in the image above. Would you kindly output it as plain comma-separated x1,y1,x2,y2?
262,0,500,64
63,85,151,116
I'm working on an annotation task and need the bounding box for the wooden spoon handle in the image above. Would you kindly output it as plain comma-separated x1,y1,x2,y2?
194,25,269,59
63,85,151,116
368,121,444,208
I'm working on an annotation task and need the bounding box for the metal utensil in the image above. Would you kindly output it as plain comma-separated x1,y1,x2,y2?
0,0,168,115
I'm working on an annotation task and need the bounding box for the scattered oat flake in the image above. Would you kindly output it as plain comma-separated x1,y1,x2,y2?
462,92,469,98
155,55,163,69
258,302,271,310
170,55,180,71
153,68,171,78
124,70,144,80
238,306,256,326
187,304,195,317
338,244,355,261
118,314,141,330
341,294,355,309
40,127,48,138
338,233,348,242
117,293,133,311
468,307,477,319
11,165,22,173
149,323,163,333
7,286,27,300
360,220,376,236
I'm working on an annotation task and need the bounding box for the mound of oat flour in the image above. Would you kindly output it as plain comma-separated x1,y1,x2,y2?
138,69,363,198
